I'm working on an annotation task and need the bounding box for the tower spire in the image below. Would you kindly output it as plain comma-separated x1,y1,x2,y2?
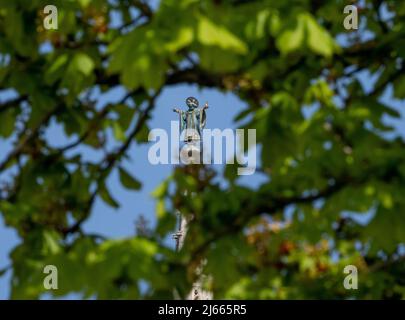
172,97,212,300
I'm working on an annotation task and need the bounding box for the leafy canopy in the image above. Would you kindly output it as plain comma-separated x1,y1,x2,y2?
0,0,405,299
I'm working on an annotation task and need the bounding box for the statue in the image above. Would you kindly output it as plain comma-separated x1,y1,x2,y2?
173,97,208,142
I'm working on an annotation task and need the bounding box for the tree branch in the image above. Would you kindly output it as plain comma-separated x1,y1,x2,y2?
0,95,27,114
190,165,400,260
61,89,162,235
0,104,64,172
56,89,142,153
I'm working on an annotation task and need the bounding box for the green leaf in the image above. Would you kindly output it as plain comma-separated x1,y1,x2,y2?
365,206,405,253
164,26,194,51
45,54,69,85
199,46,241,72
108,30,166,90
304,13,335,57
112,121,126,142
276,15,305,54
393,75,405,99
0,267,8,277
151,180,169,198
135,124,150,144
78,0,91,7
277,13,336,57
43,230,61,255
119,167,142,190
0,108,16,138
156,199,166,219
116,104,136,131
99,184,120,209
198,16,247,54
72,53,95,76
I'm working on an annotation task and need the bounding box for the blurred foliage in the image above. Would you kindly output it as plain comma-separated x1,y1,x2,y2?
0,0,405,299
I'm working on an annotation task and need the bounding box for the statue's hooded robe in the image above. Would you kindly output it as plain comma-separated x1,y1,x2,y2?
178,106,207,142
